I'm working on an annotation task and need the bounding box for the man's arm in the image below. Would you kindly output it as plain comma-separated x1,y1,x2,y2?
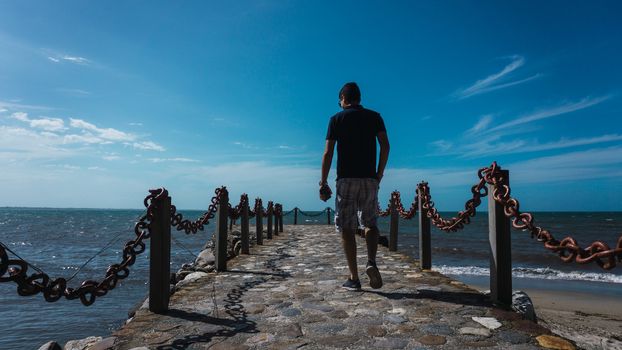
376,131,390,182
321,139,336,184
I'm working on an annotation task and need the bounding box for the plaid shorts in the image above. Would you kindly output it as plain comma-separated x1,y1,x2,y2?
334,178,379,231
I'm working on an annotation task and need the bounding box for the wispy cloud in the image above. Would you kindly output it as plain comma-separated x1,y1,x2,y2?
56,88,90,96
131,141,165,152
455,55,539,99
69,118,135,142
10,112,65,131
148,157,199,163
466,114,493,135
487,96,610,133
47,53,91,65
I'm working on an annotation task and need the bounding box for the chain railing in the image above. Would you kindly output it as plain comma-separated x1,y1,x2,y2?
1,187,283,311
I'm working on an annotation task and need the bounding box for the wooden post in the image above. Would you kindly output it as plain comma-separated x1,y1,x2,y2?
294,207,298,225
229,216,233,231
418,183,431,270
149,194,171,314
327,208,331,225
215,188,229,272
241,196,250,254
279,208,284,233
273,204,279,236
267,202,273,239
389,193,399,252
255,200,263,245
488,169,512,306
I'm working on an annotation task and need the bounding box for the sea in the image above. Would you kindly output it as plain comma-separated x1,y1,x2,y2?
0,208,620,349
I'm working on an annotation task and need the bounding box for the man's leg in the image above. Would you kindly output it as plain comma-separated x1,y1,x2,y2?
365,226,379,263
342,228,359,280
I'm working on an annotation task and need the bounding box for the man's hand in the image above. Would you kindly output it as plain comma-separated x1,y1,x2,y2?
319,183,332,202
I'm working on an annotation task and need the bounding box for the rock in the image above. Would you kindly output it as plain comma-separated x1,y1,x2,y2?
194,250,215,267
384,314,407,324
418,335,447,345
37,341,61,350
64,336,102,350
175,271,208,287
498,330,531,344
245,333,275,344
420,324,454,335
512,290,537,322
536,335,576,350
472,316,502,330
281,323,303,338
368,325,387,337
246,304,266,314
128,348,150,350
281,308,302,317
88,337,116,350
459,327,491,337
373,337,410,349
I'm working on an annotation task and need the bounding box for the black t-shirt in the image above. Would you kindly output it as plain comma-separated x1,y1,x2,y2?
326,105,386,180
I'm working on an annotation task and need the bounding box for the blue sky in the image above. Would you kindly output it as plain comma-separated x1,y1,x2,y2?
0,1,621,210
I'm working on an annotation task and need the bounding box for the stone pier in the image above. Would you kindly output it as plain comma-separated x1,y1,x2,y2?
111,225,569,350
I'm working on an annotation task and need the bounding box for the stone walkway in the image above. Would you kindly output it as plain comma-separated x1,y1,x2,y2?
111,225,567,350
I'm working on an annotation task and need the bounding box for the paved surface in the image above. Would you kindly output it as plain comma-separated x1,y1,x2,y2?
112,225,560,350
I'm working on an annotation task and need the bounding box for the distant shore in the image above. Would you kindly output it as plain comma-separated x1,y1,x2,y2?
465,280,622,350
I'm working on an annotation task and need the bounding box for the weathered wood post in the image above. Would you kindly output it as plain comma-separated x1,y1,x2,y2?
327,207,332,225
255,199,263,245
389,192,399,251
488,169,512,306
294,207,298,225
215,188,229,272
240,194,250,254
273,204,279,236
149,193,171,314
267,201,273,239
418,183,432,270
279,205,284,232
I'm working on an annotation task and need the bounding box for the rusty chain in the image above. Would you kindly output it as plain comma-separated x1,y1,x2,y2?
418,174,488,232
482,162,622,270
0,188,167,306
170,186,225,234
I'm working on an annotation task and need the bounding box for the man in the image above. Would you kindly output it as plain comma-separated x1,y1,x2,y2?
319,82,390,290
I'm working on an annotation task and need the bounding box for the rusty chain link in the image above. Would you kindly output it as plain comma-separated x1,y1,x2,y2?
170,186,225,234
482,162,622,270
0,188,168,306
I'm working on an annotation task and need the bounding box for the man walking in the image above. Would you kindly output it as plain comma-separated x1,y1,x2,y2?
319,82,390,290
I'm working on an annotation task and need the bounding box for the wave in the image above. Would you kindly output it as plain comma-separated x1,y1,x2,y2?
434,265,622,284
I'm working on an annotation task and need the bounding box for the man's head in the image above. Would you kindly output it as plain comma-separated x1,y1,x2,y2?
339,82,361,108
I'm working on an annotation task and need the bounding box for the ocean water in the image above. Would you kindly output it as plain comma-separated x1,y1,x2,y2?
1,208,621,349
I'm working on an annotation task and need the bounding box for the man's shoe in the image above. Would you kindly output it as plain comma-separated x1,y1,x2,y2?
341,278,361,291
366,261,383,289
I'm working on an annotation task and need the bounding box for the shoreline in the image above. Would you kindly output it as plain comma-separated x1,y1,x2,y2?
462,278,622,350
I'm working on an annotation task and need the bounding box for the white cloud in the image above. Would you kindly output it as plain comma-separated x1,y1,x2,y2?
131,141,165,152
466,114,493,135
430,139,453,152
47,53,91,65
47,56,60,63
455,55,539,99
148,157,199,163
102,155,120,161
128,122,143,126
487,96,610,133
10,112,66,131
69,118,135,142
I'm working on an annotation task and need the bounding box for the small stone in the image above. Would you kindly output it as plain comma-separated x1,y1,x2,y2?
194,250,215,267
281,308,302,317
462,340,496,348
368,325,387,337
309,322,347,334
317,335,359,347
388,307,406,315
88,337,116,350
498,330,531,344
245,304,265,314
281,323,303,338
246,333,275,344
37,341,61,350
271,285,288,292
536,335,576,350
420,324,454,335
472,316,502,330
373,337,410,349
144,332,175,345
418,335,447,345
64,336,102,350
512,290,537,322
384,314,407,324
329,309,349,319
459,327,491,337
